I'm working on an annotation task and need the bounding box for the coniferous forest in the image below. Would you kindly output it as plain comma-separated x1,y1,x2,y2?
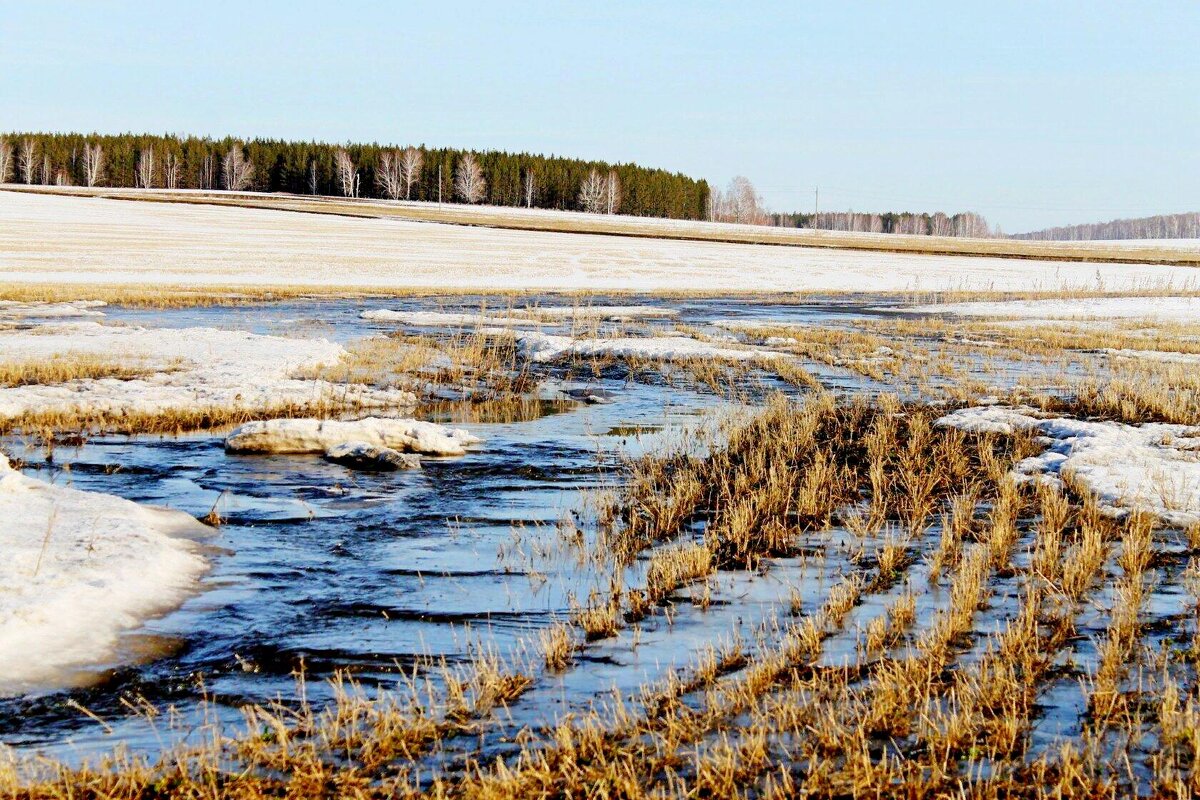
0,131,710,220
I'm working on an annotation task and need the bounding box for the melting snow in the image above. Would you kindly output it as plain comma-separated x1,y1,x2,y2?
0,300,107,320
224,417,482,457
491,329,783,363
937,406,1200,526
0,320,415,421
0,453,210,694
891,296,1200,325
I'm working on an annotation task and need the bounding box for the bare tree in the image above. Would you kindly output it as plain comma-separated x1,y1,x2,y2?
136,148,155,188
307,160,319,195
579,169,605,213
17,139,36,184
522,169,536,208
400,146,423,200
376,150,404,200
222,146,254,190
0,139,12,184
163,152,180,189
81,142,104,187
54,168,71,186
604,170,621,214
334,149,357,197
200,153,216,189
41,154,52,185
454,153,486,204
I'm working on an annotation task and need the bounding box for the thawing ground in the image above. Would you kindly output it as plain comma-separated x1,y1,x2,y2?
4,189,1200,291
2,286,1199,771
5,197,1200,794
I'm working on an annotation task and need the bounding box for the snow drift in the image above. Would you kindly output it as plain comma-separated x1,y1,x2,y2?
224,417,482,457
937,406,1200,526
0,320,415,422
0,453,210,694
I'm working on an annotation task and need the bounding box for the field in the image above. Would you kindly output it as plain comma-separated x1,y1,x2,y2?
2,189,1200,798
4,188,1200,294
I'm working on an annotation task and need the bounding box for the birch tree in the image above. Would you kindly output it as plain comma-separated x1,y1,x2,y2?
200,154,216,189
376,150,404,200
163,152,180,189
222,146,254,190
454,153,485,204
0,139,12,184
579,169,605,213
334,149,357,197
81,142,104,187
307,160,319,195
604,170,621,214
136,148,155,188
522,169,536,208
17,139,35,184
400,146,422,200
41,155,52,185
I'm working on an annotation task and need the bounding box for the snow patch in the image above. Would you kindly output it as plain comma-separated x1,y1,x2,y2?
892,296,1200,325
0,453,209,694
323,441,421,471
492,329,782,363
0,321,415,421
937,406,1200,526
0,300,106,320
224,417,481,457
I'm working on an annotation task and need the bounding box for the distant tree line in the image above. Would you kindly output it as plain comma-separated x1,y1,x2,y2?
1014,212,1200,241
772,209,995,237
0,132,710,219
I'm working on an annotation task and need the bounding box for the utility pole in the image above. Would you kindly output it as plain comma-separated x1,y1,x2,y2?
814,186,819,216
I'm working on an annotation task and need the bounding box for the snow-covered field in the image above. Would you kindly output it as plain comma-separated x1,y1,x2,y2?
895,296,1200,323
4,190,1200,293
0,454,210,694
0,312,413,423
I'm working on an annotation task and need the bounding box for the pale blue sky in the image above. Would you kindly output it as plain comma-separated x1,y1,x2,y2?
2,2,1196,231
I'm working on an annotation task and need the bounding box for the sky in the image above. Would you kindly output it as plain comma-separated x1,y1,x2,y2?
1,1,1197,232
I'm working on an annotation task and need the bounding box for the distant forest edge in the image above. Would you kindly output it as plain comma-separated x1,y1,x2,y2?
0,132,709,220
1014,212,1200,242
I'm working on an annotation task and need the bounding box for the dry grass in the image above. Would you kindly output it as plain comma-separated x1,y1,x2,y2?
7,394,1198,798
0,352,159,387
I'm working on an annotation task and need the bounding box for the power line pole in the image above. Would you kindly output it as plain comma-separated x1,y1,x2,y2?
814,186,819,216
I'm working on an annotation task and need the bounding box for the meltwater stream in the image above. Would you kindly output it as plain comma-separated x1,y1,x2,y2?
0,293,1065,761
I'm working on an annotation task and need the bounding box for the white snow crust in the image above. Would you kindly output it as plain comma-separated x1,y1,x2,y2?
224,417,481,457
0,320,415,421
937,406,1200,526
490,329,782,363
894,296,1200,324
0,453,209,693
4,191,1199,292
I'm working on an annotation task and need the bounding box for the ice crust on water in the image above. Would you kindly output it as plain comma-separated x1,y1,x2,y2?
0,320,416,421
361,305,678,327
0,300,107,319
937,406,1200,526
0,453,209,694
492,329,783,363
323,441,421,471
224,417,482,457
361,310,541,327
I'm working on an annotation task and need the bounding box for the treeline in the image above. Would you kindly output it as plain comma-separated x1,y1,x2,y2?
1014,212,1200,241
0,131,710,219
772,210,995,237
